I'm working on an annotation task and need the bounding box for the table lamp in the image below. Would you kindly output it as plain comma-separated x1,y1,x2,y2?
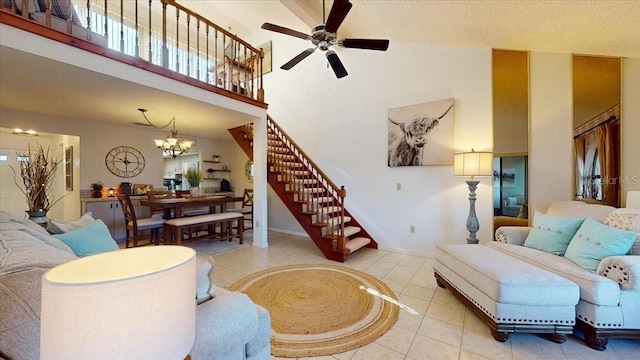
454,149,493,244
41,246,197,360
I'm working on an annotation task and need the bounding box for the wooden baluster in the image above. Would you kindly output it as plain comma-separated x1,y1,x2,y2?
205,23,210,84
133,0,139,57
161,0,168,68
66,0,71,34
148,0,152,61
44,0,52,27
186,13,190,77
214,28,218,87
119,0,124,51
103,0,108,44
86,0,92,42
175,7,179,71
196,18,200,81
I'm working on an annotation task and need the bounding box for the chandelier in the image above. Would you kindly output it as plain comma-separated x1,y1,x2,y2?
138,108,193,158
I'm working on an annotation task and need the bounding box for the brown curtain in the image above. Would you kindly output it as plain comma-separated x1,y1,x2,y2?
595,122,618,206
574,137,585,198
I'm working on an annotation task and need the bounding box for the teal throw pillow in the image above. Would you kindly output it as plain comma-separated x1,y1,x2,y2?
53,219,119,257
523,211,585,255
564,218,636,272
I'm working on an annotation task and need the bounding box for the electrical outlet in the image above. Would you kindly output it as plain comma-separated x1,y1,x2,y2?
410,225,415,233
396,183,402,191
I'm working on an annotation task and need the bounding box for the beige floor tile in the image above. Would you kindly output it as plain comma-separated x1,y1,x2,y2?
402,284,436,301
426,302,465,327
394,311,424,333
373,325,416,354
509,333,567,360
418,316,464,348
406,333,460,360
461,330,513,360
608,338,640,360
397,293,431,315
462,309,489,335
350,341,405,360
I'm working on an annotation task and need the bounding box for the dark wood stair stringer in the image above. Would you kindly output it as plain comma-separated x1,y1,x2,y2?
229,118,377,262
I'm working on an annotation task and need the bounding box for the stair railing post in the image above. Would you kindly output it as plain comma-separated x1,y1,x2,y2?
338,186,346,253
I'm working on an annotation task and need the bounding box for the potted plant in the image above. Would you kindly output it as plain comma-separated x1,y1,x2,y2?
9,144,63,226
91,181,104,198
184,167,203,197
211,154,221,163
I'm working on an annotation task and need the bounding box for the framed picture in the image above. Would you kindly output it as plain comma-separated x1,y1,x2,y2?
387,98,455,166
64,146,73,191
133,183,153,195
502,168,516,188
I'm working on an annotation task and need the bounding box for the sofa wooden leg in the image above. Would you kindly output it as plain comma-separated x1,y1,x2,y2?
582,328,608,351
491,329,509,342
435,277,446,289
544,334,567,344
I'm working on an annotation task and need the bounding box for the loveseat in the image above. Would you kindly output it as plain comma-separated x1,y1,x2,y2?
0,211,271,359
493,199,640,350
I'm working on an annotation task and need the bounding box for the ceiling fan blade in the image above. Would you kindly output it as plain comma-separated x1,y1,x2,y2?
326,50,348,78
340,38,390,51
324,0,352,33
261,22,309,40
281,48,316,70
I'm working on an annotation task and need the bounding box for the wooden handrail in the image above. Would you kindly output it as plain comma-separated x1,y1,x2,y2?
267,115,343,195
1,0,265,104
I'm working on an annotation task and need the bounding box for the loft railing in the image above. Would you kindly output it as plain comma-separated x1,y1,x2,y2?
264,117,348,252
1,0,265,104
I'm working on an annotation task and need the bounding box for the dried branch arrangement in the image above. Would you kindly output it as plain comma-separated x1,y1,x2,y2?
10,144,63,212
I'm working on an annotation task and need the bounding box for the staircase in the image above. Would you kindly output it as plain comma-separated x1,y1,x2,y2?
229,116,377,262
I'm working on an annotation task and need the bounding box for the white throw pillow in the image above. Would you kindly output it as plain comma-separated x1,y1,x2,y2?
603,208,640,255
48,212,95,234
507,196,518,206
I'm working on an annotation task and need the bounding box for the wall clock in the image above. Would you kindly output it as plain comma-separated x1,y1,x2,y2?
105,146,145,178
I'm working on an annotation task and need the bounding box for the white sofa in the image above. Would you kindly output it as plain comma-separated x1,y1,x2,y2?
0,211,271,359
494,199,640,350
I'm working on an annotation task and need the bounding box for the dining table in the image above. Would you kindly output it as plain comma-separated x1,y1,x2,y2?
140,195,243,219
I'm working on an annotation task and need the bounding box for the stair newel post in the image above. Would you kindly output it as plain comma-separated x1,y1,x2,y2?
338,186,347,253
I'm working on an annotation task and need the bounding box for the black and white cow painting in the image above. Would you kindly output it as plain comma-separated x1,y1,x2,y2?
387,98,455,167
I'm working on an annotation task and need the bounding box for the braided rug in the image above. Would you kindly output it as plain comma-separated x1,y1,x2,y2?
227,263,399,357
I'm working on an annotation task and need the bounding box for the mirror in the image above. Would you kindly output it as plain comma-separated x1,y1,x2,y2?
572,55,621,206
245,160,254,181
492,49,529,219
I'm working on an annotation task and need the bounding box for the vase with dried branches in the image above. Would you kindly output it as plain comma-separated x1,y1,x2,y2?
10,144,63,225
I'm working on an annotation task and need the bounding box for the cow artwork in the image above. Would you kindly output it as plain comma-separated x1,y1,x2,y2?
387,98,455,167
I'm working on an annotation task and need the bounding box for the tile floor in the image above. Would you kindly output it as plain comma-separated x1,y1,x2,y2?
209,231,639,360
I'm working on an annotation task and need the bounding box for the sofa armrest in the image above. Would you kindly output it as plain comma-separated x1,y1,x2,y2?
494,226,532,246
597,255,640,291
195,254,216,304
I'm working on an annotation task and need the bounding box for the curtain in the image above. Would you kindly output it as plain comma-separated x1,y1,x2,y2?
574,137,585,198
596,122,618,206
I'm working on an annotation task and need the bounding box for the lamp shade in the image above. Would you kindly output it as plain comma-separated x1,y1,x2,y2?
41,246,196,360
454,150,493,177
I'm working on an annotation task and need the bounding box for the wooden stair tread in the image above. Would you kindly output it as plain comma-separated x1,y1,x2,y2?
343,226,361,237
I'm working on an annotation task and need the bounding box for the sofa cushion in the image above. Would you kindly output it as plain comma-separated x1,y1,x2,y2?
47,211,95,234
523,211,584,255
603,208,640,255
546,201,615,222
487,241,621,307
52,219,119,257
564,218,636,272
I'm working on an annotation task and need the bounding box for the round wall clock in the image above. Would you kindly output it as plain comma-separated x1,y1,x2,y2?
105,146,145,178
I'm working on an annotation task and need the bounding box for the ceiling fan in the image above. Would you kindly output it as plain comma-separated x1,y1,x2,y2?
261,0,389,78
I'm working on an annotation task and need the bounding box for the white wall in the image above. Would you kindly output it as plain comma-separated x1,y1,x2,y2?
258,37,493,256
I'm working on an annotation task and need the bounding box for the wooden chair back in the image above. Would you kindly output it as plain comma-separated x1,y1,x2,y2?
242,189,254,207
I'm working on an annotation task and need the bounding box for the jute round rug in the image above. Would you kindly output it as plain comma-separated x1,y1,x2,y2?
227,263,399,358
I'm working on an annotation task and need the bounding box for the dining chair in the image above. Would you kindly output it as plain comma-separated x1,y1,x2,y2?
147,190,173,218
116,194,166,247
226,189,253,231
